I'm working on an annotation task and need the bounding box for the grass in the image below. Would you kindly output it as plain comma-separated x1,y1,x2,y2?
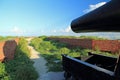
30,37,91,72
0,38,38,80
30,37,118,72
0,36,17,42
30,38,66,71
49,35,108,40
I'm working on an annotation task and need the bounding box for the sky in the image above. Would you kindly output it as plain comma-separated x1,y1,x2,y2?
0,0,119,39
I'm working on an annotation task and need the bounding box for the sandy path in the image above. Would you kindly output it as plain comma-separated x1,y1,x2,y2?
26,38,65,80
28,46,48,80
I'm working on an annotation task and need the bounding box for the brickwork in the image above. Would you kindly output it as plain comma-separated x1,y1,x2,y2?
92,40,119,53
48,38,120,53
0,42,5,62
3,40,17,61
0,38,19,62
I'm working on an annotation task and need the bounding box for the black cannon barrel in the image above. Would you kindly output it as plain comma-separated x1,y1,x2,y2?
71,0,120,33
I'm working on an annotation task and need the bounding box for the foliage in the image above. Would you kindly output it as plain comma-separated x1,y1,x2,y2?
49,36,76,39
49,35,107,40
15,65,38,80
94,46,101,53
30,38,43,50
68,52,81,57
0,63,9,80
38,36,47,40
30,37,88,71
0,36,17,42
59,47,70,54
30,37,116,72
79,36,107,40
0,38,38,80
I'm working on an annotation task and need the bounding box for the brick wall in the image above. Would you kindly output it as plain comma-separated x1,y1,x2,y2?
0,38,19,62
3,40,17,61
0,42,5,62
118,40,120,53
92,40,119,53
48,38,120,53
48,38,92,49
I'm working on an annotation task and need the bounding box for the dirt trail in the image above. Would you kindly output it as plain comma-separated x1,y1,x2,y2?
26,38,65,80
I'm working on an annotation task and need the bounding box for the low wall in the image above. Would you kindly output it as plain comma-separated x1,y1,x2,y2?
48,38,120,53
0,42,5,62
92,40,119,53
0,38,19,62
48,38,92,49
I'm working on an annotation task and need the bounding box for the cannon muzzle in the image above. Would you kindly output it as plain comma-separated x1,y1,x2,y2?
71,0,120,33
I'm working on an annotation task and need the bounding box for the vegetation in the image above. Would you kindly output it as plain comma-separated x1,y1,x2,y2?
79,36,108,40
49,35,108,40
0,38,38,80
0,35,115,79
30,36,117,72
30,37,89,72
0,36,17,42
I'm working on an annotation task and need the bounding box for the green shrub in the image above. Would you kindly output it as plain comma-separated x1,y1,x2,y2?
0,63,8,80
59,47,70,54
30,38,43,50
40,41,52,50
0,38,38,80
49,36,107,40
94,46,101,54
79,36,107,40
30,36,116,72
68,52,80,57
15,65,38,80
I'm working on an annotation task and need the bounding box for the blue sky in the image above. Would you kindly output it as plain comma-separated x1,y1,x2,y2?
1,0,119,39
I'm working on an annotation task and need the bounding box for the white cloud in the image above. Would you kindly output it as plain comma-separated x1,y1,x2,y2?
51,26,72,34
10,26,25,35
83,2,106,13
64,26,71,33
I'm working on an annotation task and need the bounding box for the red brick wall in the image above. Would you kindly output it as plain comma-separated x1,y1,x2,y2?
3,40,17,61
92,40,119,53
0,42,5,62
118,40,120,53
0,38,19,62
48,38,120,53
48,38,92,49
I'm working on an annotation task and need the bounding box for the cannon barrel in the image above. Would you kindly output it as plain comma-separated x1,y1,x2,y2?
71,0,120,33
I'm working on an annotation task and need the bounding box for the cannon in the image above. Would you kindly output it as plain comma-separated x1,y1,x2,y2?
62,0,120,80
62,53,118,80
71,0,120,33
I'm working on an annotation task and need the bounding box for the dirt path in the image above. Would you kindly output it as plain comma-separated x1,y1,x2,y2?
26,38,65,80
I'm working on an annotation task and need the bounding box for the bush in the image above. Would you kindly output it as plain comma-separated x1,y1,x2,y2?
0,38,38,80
30,36,117,72
40,41,52,50
59,47,70,54
30,37,81,71
49,36,107,40
30,38,43,50
68,52,80,57
15,65,38,80
0,63,9,80
0,36,17,42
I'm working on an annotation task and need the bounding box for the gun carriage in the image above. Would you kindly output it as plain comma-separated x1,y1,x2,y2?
62,0,120,80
